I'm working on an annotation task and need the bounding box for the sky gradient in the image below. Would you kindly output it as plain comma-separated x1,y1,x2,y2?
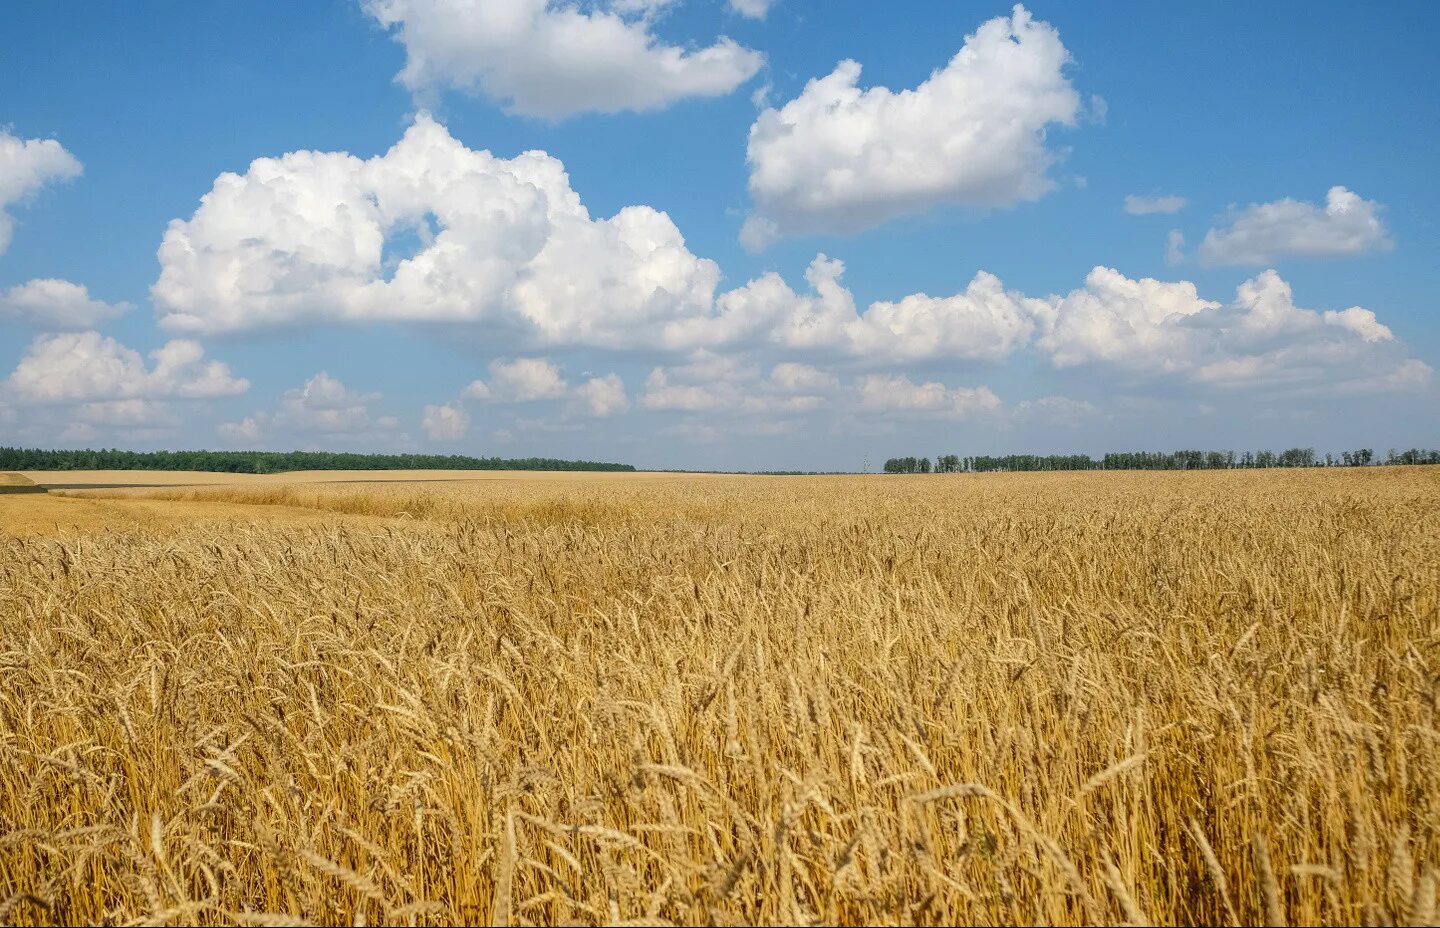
2,1,1437,471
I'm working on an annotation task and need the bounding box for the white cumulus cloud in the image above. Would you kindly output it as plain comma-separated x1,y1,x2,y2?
1124,194,1187,215
640,352,831,415
4,332,248,404
856,375,1002,419
641,359,743,412
277,373,397,433
574,373,630,417
742,5,1081,244
461,357,628,420
1165,229,1185,266
144,118,1427,416
422,402,470,440
464,357,569,402
152,115,720,343
770,362,837,393
0,278,132,329
0,130,82,254
1036,267,1220,370
728,0,774,19
1031,266,1420,396
846,271,1044,362
683,255,858,350
1199,186,1391,266
1329,359,1432,395
146,116,1053,368
217,416,264,444
219,373,400,443
72,399,177,427
363,0,763,118
1323,305,1392,343
670,254,1046,363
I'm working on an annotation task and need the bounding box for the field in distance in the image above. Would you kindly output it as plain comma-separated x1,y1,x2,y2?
1,470,711,537
18,468,701,488
1,468,1437,925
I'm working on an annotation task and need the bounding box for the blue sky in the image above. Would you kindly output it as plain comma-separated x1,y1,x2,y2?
2,1,1436,470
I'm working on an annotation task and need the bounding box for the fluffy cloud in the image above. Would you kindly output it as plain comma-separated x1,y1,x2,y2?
728,0,774,18
846,271,1044,362
770,362,837,393
143,117,1199,379
609,0,681,14
154,112,1046,360
648,262,1426,420
0,130,82,254
638,375,719,411
672,255,1046,363
1036,267,1220,370
146,117,1426,414
0,278,132,328
1165,230,1185,266
1033,266,1425,394
574,373,630,417
153,115,720,342
1124,194,1187,215
1199,186,1391,266
641,355,750,412
364,0,762,118
856,375,1002,419
464,357,569,402
741,5,1081,244
1328,359,1433,395
276,373,397,433
71,399,176,427
217,416,263,444
1323,305,1392,343
4,332,248,404
671,255,856,350
421,402,469,440
218,373,400,444
460,357,629,420
641,353,833,415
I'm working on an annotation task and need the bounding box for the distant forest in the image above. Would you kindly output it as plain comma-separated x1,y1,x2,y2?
0,447,636,474
884,448,1440,473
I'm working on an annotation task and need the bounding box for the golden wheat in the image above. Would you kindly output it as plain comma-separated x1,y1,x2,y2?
1,468,1437,925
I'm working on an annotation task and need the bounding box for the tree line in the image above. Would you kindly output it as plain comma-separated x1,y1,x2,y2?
0,447,636,474
883,448,1440,473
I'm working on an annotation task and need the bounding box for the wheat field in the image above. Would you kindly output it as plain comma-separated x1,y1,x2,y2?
1,468,1438,925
